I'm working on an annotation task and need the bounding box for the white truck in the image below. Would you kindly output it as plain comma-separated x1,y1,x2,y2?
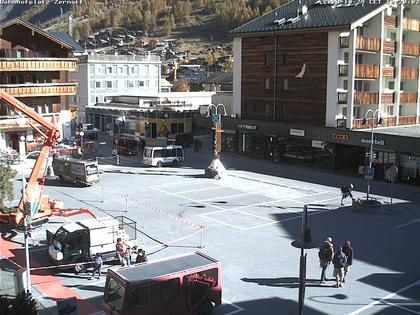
47,216,137,273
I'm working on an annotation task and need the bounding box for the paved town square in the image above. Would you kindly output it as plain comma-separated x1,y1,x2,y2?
1,137,419,315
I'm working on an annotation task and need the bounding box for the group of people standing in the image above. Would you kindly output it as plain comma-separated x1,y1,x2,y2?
319,237,353,288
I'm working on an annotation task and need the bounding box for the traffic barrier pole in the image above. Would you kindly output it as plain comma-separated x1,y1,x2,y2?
200,225,204,248
117,154,120,165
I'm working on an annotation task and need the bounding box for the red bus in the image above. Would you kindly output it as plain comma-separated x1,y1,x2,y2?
103,251,222,315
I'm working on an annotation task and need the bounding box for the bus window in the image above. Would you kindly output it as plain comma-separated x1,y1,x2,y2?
71,163,85,175
176,148,183,158
105,278,125,312
160,278,180,302
153,149,162,158
144,148,152,158
128,286,149,308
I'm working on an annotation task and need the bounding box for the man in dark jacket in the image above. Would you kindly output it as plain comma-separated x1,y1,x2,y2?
333,245,347,288
341,184,355,205
342,240,353,283
319,237,334,284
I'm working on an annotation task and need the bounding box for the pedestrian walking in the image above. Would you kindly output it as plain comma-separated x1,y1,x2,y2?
342,240,353,283
135,248,148,264
332,245,347,288
194,139,200,152
318,237,334,284
115,238,131,267
90,253,103,280
341,184,355,205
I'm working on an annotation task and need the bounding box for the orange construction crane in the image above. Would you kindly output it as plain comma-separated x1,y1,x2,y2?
0,91,96,225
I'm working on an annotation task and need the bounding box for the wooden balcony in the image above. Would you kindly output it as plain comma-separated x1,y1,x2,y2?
0,58,77,72
0,82,78,97
337,91,348,104
403,18,420,31
355,64,379,79
352,117,397,129
401,67,419,80
381,116,396,127
382,66,395,78
400,92,418,104
383,40,396,54
381,92,394,104
402,43,420,56
338,64,348,77
384,15,397,28
356,36,381,52
399,115,417,125
354,92,378,105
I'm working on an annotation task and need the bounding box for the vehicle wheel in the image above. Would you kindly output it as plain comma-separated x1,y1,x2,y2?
198,300,214,315
156,161,163,168
172,160,178,167
74,263,86,274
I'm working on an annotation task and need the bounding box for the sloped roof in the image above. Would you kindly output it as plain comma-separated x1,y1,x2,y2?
49,31,84,53
230,0,387,36
0,18,73,50
201,72,233,85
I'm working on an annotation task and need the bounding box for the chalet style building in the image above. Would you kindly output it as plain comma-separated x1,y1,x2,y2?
207,0,420,184
0,19,78,152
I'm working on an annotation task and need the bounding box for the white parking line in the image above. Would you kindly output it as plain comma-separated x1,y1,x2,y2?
233,209,276,222
348,280,420,315
176,186,226,194
381,300,420,315
222,298,245,315
199,191,265,202
150,180,195,188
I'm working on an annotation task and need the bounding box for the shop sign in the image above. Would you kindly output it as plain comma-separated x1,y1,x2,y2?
238,124,257,131
312,140,325,148
332,133,350,141
364,167,374,180
290,129,305,137
360,138,385,146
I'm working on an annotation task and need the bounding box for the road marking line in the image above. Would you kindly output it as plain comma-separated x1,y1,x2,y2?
381,300,420,315
201,216,247,230
150,180,200,188
199,191,267,202
290,196,341,206
233,209,276,222
348,280,420,315
175,186,226,194
222,298,245,315
395,218,420,230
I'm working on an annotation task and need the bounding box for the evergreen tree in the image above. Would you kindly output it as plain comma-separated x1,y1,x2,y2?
0,163,17,209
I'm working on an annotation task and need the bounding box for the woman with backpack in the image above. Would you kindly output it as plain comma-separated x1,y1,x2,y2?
332,245,347,288
318,237,334,284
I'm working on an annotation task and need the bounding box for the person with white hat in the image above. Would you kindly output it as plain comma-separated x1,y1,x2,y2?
318,237,334,284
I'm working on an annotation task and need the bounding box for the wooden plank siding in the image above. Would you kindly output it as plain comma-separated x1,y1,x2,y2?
241,32,328,126
384,15,397,28
402,43,420,56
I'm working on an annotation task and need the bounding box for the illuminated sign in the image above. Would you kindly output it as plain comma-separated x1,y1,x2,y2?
332,133,350,141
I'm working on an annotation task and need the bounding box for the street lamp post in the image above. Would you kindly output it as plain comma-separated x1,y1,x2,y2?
207,104,227,158
19,136,31,294
362,109,381,201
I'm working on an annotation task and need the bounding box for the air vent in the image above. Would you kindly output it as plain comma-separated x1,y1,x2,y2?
274,18,286,25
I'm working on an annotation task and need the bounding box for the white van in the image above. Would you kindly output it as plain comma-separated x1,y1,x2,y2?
143,145,184,167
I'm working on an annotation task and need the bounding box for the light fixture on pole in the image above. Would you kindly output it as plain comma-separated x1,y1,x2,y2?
362,109,381,201
20,136,31,294
79,131,85,148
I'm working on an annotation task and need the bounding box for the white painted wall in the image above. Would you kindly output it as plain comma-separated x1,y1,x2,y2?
233,37,242,117
325,31,341,127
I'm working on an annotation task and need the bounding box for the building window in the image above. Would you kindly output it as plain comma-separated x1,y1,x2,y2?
282,53,288,64
343,80,348,90
90,65,95,74
145,80,150,88
388,81,395,90
264,78,270,90
130,67,135,74
342,106,347,117
400,81,404,91
138,80,145,87
399,105,402,115
353,106,361,119
125,66,129,75
118,67,123,74
134,66,139,74
344,52,349,64
283,78,288,90
106,81,112,89
101,65,106,74
95,81,101,88
356,53,363,64
127,81,134,88
265,53,272,65
339,36,349,48
355,81,363,91
145,65,150,74
387,105,394,116
96,96,99,103
171,123,184,134
107,66,112,74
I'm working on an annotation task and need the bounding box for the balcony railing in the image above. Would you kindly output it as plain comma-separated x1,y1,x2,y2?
0,58,77,72
382,66,395,78
356,36,381,52
354,92,378,105
0,82,78,97
355,64,380,79
403,18,420,31
401,67,419,80
0,113,60,130
381,92,394,104
384,15,397,28
402,43,420,56
337,91,348,104
352,117,397,129
381,116,396,127
399,115,417,125
338,64,348,76
400,92,418,104
383,40,396,54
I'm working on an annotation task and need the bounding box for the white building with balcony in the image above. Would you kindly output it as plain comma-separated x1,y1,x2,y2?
69,54,162,122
